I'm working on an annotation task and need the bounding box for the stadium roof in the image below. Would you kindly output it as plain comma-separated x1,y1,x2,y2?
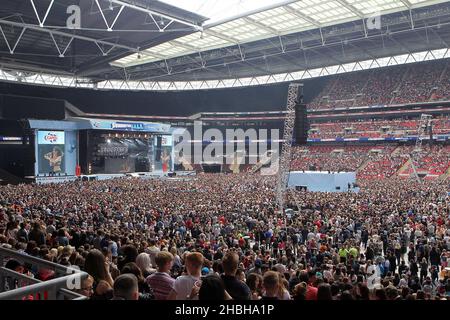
112,0,447,68
1,0,450,89
0,0,206,76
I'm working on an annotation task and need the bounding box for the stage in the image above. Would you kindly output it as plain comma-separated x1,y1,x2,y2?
288,171,358,192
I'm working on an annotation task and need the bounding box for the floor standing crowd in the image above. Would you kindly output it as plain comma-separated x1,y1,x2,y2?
0,173,449,300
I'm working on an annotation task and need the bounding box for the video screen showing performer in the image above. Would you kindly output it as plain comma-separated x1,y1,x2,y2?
44,146,64,173
37,131,66,174
154,135,173,172
161,149,170,172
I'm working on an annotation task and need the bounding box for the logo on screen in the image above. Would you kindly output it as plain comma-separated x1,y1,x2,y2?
44,133,58,143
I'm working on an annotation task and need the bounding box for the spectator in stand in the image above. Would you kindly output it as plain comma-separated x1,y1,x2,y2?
146,239,160,268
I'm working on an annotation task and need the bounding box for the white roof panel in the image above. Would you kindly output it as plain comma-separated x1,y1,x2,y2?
345,0,405,15
289,0,356,23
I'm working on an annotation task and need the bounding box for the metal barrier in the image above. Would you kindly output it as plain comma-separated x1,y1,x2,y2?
0,247,88,300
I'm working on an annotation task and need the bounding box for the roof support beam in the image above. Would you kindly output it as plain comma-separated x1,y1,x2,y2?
95,0,125,31
427,26,449,48
0,19,138,53
2,47,449,90
399,0,412,9
49,33,74,58
205,0,299,28
30,0,54,27
409,9,415,29
283,5,321,28
108,0,203,31
203,30,239,45
148,13,175,32
95,42,116,56
242,17,279,37
169,40,197,51
0,25,26,54
335,0,365,18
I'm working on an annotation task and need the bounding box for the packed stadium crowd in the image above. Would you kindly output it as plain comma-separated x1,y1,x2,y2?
309,60,450,110
308,117,450,140
401,145,450,176
1,172,449,300
290,144,450,179
392,61,445,105
290,145,376,173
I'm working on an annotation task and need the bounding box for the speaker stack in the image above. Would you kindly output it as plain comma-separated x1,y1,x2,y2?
294,101,308,145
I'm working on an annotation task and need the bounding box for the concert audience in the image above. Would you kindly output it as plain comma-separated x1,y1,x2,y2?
0,169,449,300
309,60,449,110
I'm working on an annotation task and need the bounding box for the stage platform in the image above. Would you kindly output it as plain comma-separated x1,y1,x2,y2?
288,171,358,193
27,171,196,184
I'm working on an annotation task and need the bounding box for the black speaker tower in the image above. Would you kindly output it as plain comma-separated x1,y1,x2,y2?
294,93,308,145
155,136,162,161
429,120,433,145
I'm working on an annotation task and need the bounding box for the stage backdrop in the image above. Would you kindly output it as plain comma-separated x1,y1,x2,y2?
88,132,153,174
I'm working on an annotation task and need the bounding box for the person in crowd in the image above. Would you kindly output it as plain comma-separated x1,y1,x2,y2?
198,274,232,300
121,262,154,300
167,252,204,300
298,270,318,300
146,251,175,300
317,283,333,300
261,271,280,300
75,275,95,299
111,274,139,301
246,273,263,300
84,249,114,300
0,170,449,301
135,252,156,278
220,252,251,300
28,222,45,246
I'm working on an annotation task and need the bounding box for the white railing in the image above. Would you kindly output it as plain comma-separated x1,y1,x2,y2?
0,247,88,300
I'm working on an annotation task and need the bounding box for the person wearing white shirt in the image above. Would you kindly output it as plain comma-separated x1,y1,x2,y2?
415,229,422,238
167,252,204,300
398,275,409,288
